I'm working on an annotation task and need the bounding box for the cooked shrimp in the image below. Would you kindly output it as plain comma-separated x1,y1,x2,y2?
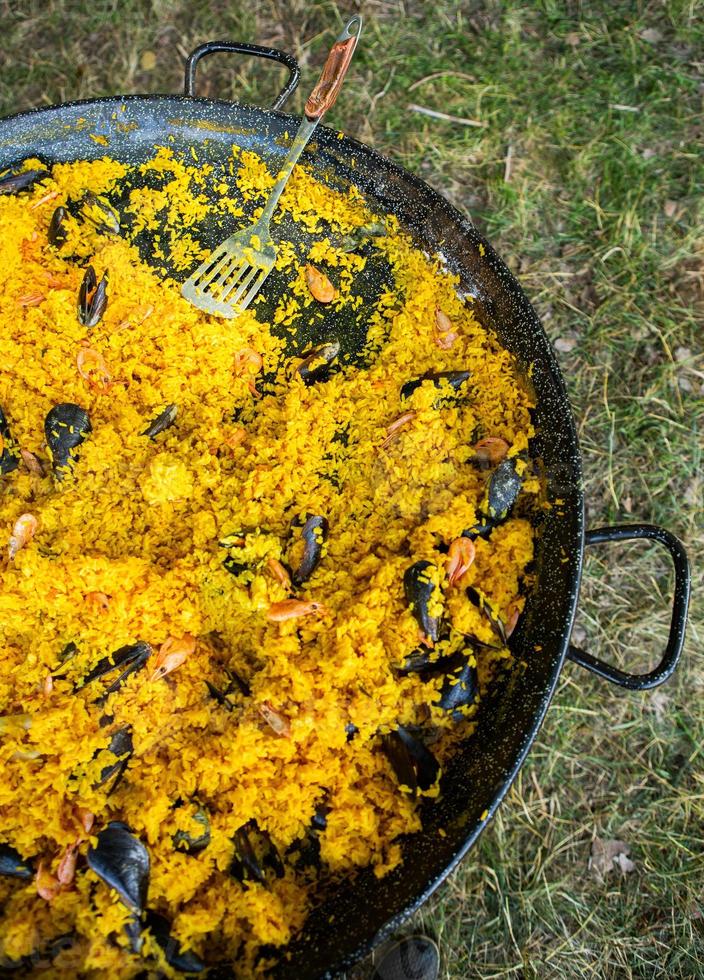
446,537,476,586
267,599,326,622
150,633,196,681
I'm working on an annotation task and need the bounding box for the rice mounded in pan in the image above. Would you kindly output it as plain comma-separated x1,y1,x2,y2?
0,146,537,977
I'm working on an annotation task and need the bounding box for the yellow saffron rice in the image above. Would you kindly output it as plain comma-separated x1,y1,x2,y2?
0,146,537,977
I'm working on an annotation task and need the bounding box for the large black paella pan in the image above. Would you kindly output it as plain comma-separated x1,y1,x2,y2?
0,41,691,978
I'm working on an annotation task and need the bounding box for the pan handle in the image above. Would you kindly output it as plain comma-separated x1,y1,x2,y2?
567,524,690,690
184,42,301,109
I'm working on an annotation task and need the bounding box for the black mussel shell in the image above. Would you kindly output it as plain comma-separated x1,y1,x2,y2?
466,586,507,642
461,522,494,542
286,831,321,869
0,843,33,879
0,932,74,974
482,456,523,522
230,822,283,886
0,167,48,195
223,557,249,579
466,586,507,645
287,800,330,868
291,514,328,587
125,914,144,955
398,646,469,677
81,192,120,235
96,725,133,790
141,404,178,439
296,341,340,385
224,667,251,697
219,529,274,582
400,370,471,401
76,641,152,697
205,680,234,711
205,666,251,714
435,659,478,718
403,560,441,644
78,264,108,328
44,403,91,479
381,726,440,796
143,910,205,973
87,821,149,912
0,405,19,476
58,640,78,665
48,206,68,247
173,803,211,855
310,801,330,833
396,647,433,675
287,834,321,869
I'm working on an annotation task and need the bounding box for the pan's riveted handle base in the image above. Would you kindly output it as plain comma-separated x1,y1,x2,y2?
184,42,300,109
567,524,690,690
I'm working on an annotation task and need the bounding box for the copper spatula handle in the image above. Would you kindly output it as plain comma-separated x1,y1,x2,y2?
304,16,362,121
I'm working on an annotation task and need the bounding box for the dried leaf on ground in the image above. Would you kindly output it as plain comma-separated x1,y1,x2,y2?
639,28,663,44
647,690,670,722
554,335,578,353
590,838,636,880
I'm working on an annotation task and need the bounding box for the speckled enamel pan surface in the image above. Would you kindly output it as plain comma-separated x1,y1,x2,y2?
0,96,584,978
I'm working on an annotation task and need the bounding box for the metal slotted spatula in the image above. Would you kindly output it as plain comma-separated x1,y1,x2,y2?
181,15,362,318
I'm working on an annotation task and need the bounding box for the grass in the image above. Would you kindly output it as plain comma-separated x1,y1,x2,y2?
1,1,702,976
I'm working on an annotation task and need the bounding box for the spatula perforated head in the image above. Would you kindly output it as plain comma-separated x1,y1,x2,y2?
181,235,276,318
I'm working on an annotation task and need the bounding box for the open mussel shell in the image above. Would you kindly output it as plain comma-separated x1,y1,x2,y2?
205,680,235,711
48,206,68,247
124,915,143,955
75,641,152,699
141,403,177,439
142,910,205,973
381,726,440,796
400,370,470,401
81,191,120,235
286,800,330,868
78,264,109,328
87,821,149,913
95,725,133,791
172,801,211,855
0,405,20,475
435,658,478,718
403,560,441,644
0,932,74,974
44,403,91,479
396,647,434,675
291,514,328,587
205,665,251,711
230,822,283,886
460,522,494,542
466,586,508,646
0,843,33,879
0,167,48,195
296,340,340,385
